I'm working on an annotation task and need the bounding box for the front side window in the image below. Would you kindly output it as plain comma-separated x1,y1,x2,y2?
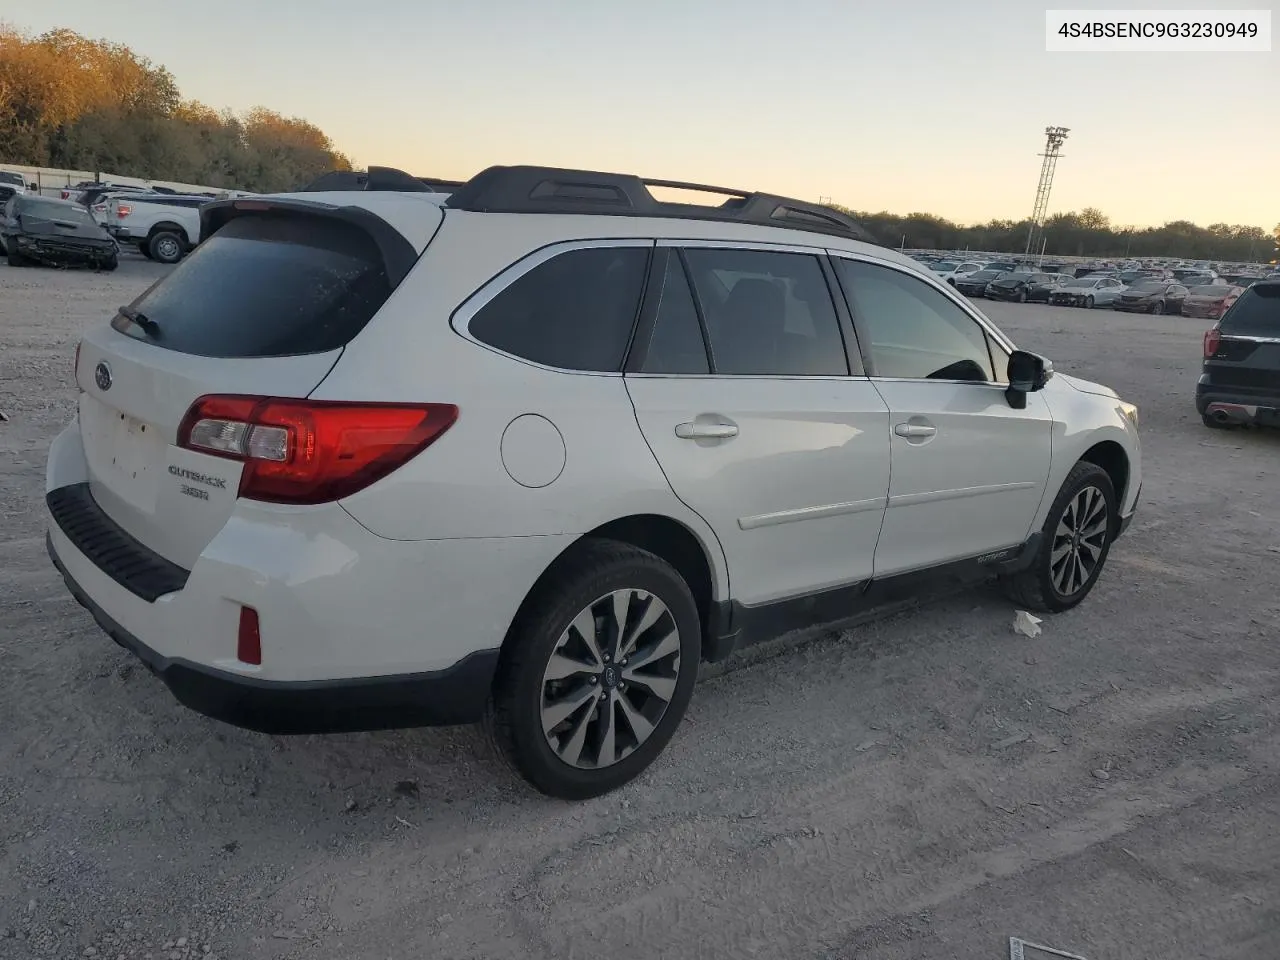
834,258,996,382
681,248,848,376
469,246,650,372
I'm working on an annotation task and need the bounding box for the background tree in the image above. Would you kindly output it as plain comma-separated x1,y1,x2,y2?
0,25,350,191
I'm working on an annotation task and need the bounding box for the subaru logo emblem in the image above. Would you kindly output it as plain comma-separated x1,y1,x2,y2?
94,361,113,392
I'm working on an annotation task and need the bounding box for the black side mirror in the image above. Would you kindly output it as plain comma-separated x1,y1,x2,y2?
1005,350,1053,409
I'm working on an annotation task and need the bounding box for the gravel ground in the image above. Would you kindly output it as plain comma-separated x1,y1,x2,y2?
2,256,1278,960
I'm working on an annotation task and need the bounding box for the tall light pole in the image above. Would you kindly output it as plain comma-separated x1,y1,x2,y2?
1025,126,1069,257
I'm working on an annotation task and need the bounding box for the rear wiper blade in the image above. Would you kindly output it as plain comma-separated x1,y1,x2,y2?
118,305,160,337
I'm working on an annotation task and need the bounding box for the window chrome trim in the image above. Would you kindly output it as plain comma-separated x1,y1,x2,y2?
450,237,655,377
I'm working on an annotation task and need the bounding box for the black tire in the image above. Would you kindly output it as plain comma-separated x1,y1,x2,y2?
6,246,29,267
1002,461,1117,614
148,231,185,264
947,278,956,286
487,538,701,800
1085,295,1095,309
138,242,154,260
97,255,118,272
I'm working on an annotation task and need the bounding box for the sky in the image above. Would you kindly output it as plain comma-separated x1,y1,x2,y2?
4,0,1277,228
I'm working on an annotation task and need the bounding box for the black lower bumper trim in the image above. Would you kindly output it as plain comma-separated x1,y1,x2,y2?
46,532,498,734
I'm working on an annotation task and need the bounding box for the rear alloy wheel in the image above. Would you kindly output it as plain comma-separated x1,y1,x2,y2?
148,231,184,264
1151,300,1164,315
1002,461,1117,613
488,540,700,799
1085,295,1095,309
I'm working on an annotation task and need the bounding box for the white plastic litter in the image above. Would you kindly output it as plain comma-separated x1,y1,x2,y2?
1013,610,1043,638
1010,936,1090,960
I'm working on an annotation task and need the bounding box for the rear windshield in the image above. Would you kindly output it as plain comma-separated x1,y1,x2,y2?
112,214,393,358
1219,285,1279,336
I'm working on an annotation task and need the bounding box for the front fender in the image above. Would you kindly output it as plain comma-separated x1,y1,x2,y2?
1035,377,1142,531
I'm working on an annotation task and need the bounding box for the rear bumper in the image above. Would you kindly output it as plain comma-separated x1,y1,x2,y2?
47,532,498,733
44,417,574,733
1195,378,1280,424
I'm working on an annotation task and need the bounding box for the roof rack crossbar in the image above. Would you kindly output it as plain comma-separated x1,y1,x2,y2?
443,165,878,244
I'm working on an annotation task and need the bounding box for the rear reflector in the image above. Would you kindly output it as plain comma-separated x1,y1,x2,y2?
177,396,458,505
238,607,262,665
116,204,132,218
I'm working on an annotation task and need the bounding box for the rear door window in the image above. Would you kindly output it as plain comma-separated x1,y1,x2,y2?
681,248,849,376
112,214,395,358
468,246,650,372
637,255,710,375
1220,285,1279,336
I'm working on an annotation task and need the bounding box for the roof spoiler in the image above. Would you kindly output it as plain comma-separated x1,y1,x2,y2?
299,166,456,194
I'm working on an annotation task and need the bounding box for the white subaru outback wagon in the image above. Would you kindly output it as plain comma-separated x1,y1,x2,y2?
46,165,1141,799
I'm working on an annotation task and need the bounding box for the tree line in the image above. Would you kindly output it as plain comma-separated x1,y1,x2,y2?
2,25,1275,260
0,26,351,193
836,206,1278,264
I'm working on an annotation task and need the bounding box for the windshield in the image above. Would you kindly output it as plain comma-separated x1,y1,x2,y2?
1064,278,1099,288
22,199,94,223
931,261,957,271
1128,281,1166,293
969,270,1005,280
1191,285,1233,296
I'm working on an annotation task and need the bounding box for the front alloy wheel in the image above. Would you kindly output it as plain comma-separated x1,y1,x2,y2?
1049,485,1109,598
488,540,700,799
1002,461,1117,613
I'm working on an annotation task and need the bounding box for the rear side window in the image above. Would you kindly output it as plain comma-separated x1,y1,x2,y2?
468,246,649,372
1220,285,1279,336
112,214,393,358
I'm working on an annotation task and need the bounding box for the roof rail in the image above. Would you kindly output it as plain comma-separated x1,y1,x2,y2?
442,165,878,244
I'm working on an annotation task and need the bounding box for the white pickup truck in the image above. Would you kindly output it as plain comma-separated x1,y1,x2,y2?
102,194,208,263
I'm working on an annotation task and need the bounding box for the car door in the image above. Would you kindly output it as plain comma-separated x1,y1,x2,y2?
830,255,1054,577
624,244,891,606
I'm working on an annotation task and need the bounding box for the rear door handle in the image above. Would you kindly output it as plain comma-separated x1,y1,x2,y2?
675,421,739,440
894,423,937,439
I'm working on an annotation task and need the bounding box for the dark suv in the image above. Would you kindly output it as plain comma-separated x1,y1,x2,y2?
1197,281,1280,429
2,194,118,270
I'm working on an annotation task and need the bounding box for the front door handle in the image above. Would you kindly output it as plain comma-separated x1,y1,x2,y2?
894,422,937,439
675,421,739,440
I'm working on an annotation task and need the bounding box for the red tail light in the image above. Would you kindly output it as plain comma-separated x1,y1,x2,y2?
1203,328,1221,358
237,607,262,665
116,204,131,218
177,396,458,505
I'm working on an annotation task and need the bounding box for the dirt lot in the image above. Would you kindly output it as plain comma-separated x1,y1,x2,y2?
2,257,1278,960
